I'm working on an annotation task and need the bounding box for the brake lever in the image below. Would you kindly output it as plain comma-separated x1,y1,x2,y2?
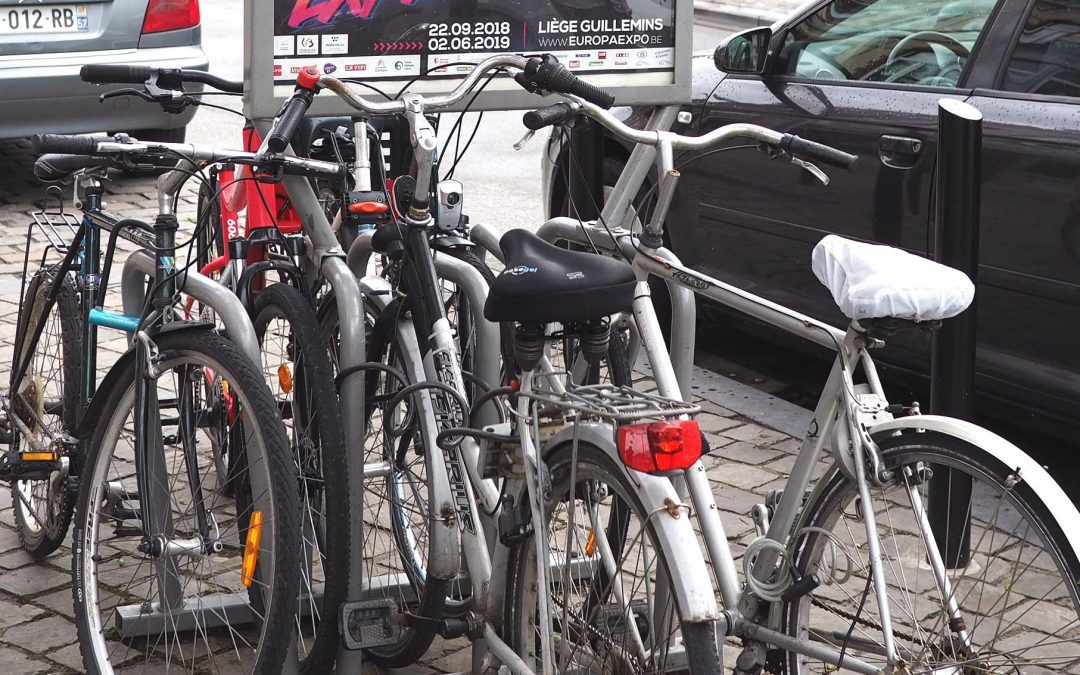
99,88,155,104
791,156,830,186
513,130,535,151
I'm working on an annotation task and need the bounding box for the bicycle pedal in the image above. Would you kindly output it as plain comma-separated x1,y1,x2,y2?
339,598,400,651
0,451,61,482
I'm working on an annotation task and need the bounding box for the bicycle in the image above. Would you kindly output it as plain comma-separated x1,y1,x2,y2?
261,53,733,672
477,98,1080,672
6,138,303,673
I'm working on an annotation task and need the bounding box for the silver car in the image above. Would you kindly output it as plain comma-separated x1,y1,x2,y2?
0,0,207,140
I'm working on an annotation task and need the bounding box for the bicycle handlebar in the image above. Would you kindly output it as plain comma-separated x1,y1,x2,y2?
80,64,244,94
30,134,342,178
266,67,321,154
560,99,859,171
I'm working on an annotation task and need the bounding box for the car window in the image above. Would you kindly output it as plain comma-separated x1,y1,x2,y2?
1001,0,1080,97
777,0,997,88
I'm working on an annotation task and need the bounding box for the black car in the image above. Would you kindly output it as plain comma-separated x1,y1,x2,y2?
545,0,1080,439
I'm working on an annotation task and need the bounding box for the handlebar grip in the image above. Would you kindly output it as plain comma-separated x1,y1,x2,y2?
32,134,98,155
81,64,154,84
523,102,577,131
563,75,615,109
524,56,616,109
267,92,314,154
781,134,859,171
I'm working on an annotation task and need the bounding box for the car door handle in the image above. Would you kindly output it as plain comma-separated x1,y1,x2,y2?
879,135,923,169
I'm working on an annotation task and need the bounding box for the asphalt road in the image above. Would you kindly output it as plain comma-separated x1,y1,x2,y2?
189,1,742,231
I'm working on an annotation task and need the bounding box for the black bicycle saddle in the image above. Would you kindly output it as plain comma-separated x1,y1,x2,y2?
484,229,636,324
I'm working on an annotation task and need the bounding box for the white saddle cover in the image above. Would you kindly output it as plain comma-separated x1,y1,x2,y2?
811,235,974,322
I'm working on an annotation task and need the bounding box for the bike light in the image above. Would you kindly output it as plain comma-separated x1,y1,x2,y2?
348,201,390,215
240,510,263,588
617,420,702,473
142,0,200,35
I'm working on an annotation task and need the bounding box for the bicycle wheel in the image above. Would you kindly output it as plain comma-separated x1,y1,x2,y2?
318,295,449,667
252,283,348,674
505,440,725,674
10,265,81,558
71,329,300,674
782,431,1080,674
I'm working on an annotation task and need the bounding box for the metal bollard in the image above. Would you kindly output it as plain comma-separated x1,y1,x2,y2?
928,98,982,569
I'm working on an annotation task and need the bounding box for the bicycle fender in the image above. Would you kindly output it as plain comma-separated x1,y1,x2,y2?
542,423,723,623
870,415,1080,557
76,322,217,438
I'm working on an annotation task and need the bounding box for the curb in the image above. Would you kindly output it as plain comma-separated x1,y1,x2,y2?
693,0,785,30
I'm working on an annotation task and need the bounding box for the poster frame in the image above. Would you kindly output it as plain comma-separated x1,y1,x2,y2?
243,0,693,119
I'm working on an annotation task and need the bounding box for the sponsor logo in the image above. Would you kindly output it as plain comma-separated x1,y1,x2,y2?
274,64,283,76
616,51,629,58
375,59,387,72
636,60,650,66
655,48,672,59
431,349,474,534
345,63,367,71
504,266,539,276
298,35,318,55
321,33,349,55
569,60,580,68
323,62,337,74
637,50,648,58
589,60,603,67
598,51,607,59
575,52,590,58
673,270,711,290
614,60,627,66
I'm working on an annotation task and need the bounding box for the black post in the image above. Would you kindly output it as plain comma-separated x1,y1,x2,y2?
928,98,982,569
566,118,606,221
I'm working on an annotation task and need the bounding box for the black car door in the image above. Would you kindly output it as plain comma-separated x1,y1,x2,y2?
964,0,1080,422
668,0,1003,352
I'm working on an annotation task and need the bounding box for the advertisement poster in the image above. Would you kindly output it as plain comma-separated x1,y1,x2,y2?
271,0,677,85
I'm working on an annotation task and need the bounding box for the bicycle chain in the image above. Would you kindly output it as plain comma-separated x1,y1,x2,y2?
548,591,645,674
810,596,923,648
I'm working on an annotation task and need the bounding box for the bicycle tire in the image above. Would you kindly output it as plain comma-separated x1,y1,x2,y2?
71,328,300,674
318,294,448,667
252,283,348,675
440,247,516,389
504,440,725,674
781,430,1080,674
10,265,81,558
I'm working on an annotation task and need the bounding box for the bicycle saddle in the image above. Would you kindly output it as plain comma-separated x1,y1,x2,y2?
812,234,974,322
485,229,636,324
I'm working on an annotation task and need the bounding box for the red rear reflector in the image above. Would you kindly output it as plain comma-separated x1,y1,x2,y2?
618,420,702,473
348,201,390,215
142,0,200,35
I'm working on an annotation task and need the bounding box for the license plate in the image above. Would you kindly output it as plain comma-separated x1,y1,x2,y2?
0,5,88,35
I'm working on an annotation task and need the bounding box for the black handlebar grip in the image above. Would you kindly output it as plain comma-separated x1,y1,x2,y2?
267,91,314,154
564,76,616,110
31,134,98,156
81,64,154,84
523,103,577,131
782,134,859,171
524,56,616,109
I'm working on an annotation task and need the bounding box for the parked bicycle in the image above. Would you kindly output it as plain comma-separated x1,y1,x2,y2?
476,97,1080,673
5,136,303,673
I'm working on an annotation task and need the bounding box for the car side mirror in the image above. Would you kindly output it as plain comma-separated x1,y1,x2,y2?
714,27,772,75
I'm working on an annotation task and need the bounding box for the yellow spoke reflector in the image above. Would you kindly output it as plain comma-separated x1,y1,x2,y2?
241,510,264,588
20,452,58,462
585,529,597,558
277,363,293,394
